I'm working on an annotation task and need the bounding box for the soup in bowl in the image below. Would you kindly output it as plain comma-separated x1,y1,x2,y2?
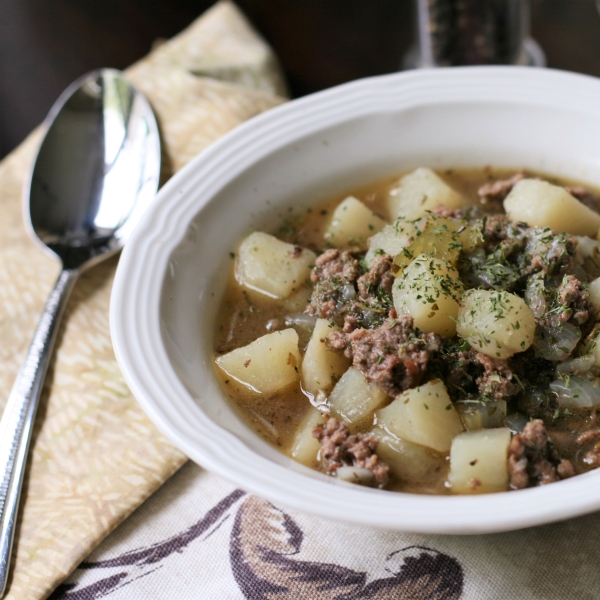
111,66,600,533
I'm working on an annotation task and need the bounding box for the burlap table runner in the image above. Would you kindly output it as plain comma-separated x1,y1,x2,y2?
0,3,286,598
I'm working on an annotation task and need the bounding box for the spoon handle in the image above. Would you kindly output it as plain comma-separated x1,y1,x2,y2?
0,267,78,597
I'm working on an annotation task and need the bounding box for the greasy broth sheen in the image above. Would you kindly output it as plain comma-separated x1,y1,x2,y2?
213,167,600,495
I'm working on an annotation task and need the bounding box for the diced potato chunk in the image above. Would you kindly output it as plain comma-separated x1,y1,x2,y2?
387,168,469,221
392,254,463,337
504,179,600,237
589,277,600,312
457,289,535,359
324,196,386,250
329,367,388,424
215,329,301,394
301,319,349,395
455,400,507,431
376,380,464,453
448,428,511,494
236,231,316,299
365,217,427,267
370,426,445,482
290,408,325,466
393,214,480,272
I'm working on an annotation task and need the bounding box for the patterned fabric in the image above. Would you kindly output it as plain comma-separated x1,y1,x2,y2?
0,3,285,598
52,464,600,599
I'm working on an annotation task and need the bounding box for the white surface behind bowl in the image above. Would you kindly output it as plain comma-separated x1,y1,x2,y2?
111,67,600,534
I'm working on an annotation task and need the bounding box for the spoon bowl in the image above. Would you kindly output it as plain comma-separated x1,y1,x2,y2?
28,69,160,268
0,69,160,597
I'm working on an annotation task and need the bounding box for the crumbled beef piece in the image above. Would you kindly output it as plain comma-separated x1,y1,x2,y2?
328,310,440,397
566,185,600,212
478,171,525,206
310,249,359,284
313,417,389,487
431,340,522,402
576,429,600,445
308,249,360,324
431,205,466,219
508,420,574,489
327,329,349,353
357,254,395,299
342,313,359,334
583,447,600,467
473,352,520,401
308,249,393,332
432,205,461,219
575,429,600,470
432,204,484,220
557,459,576,479
554,275,595,326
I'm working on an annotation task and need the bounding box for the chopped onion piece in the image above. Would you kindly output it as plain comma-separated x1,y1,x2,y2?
340,284,356,301
550,375,600,408
533,322,581,361
504,413,529,434
524,272,546,319
556,354,596,377
284,313,317,328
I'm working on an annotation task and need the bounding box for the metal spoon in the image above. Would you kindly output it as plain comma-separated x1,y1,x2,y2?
0,69,161,596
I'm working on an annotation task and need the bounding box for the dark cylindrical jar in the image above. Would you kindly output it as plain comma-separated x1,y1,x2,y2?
414,0,535,67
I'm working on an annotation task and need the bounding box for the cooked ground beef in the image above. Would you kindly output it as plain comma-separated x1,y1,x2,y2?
554,275,595,326
308,249,360,324
307,249,394,333
357,254,395,299
435,344,521,402
508,420,574,489
429,205,469,220
478,171,525,206
574,429,600,468
576,429,600,445
431,205,464,219
310,249,359,284
328,310,440,397
312,417,389,487
473,352,520,401
583,447,600,467
308,249,393,332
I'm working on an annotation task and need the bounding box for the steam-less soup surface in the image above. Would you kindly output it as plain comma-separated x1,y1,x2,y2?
214,167,600,495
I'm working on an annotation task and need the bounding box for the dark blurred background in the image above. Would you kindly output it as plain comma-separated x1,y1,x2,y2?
1,0,600,160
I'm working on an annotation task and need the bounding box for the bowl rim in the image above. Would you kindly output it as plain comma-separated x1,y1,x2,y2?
111,66,600,534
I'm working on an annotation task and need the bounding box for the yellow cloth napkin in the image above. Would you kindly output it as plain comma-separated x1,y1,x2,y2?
0,3,286,598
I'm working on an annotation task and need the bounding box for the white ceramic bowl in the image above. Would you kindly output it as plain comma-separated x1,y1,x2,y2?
111,66,600,534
